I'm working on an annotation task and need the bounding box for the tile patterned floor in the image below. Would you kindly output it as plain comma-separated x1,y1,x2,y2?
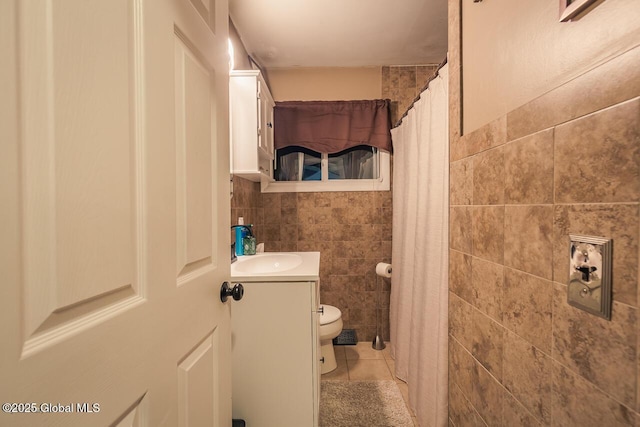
321,342,419,426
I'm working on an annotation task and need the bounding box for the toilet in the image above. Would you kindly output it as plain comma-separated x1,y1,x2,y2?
318,304,343,374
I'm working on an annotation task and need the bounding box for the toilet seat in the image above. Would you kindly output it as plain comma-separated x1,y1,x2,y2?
319,305,341,325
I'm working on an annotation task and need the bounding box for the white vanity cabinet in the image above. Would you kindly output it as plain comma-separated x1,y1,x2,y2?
229,70,275,181
230,279,321,427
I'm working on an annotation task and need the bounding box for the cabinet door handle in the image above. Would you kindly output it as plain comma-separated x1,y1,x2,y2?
320,357,325,364
267,122,273,128
318,306,324,314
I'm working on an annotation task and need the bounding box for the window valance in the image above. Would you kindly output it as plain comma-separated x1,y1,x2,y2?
274,99,392,154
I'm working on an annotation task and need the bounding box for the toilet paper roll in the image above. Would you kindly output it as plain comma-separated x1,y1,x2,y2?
376,262,392,278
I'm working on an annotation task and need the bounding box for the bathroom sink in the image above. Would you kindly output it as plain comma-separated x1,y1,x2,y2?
233,253,303,274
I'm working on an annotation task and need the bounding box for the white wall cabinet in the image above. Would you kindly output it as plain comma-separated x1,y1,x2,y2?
230,70,275,181
230,280,320,426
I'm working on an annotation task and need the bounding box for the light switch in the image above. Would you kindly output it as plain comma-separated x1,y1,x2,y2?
567,234,612,320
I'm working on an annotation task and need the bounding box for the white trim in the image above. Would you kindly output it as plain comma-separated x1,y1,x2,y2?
261,151,390,193
321,155,328,181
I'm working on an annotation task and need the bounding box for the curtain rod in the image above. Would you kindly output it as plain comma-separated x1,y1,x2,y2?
393,56,448,128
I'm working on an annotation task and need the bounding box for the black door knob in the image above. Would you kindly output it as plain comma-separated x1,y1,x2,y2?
220,282,244,302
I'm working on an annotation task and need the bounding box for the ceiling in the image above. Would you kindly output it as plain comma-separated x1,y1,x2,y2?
229,0,448,68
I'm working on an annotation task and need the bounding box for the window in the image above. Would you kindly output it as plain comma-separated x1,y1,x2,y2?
329,145,377,180
276,145,378,181
262,145,390,193
275,146,322,181
262,99,392,193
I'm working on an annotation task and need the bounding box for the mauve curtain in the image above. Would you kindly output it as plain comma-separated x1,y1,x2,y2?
274,99,392,153
390,64,449,427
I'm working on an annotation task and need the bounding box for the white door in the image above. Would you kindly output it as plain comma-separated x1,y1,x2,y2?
0,0,232,425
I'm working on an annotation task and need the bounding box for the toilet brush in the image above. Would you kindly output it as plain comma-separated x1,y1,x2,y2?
372,275,386,350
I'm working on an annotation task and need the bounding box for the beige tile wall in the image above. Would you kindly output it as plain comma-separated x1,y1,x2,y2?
232,184,393,341
261,191,393,342
230,65,439,342
382,65,440,125
448,0,640,422
230,176,263,243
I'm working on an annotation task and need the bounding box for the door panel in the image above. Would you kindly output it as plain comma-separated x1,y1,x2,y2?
189,0,216,31
17,0,144,356
0,0,230,425
175,32,214,278
114,395,148,427
178,330,219,427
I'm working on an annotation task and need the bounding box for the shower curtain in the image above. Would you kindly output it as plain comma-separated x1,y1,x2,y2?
390,64,449,427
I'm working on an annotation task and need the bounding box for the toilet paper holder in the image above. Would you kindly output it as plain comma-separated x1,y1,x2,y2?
373,262,392,351
376,262,392,278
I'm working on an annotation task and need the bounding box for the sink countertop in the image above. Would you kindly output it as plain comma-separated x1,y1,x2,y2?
230,251,320,282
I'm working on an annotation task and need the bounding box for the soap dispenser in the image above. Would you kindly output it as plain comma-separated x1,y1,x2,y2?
235,217,245,256
243,225,256,255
